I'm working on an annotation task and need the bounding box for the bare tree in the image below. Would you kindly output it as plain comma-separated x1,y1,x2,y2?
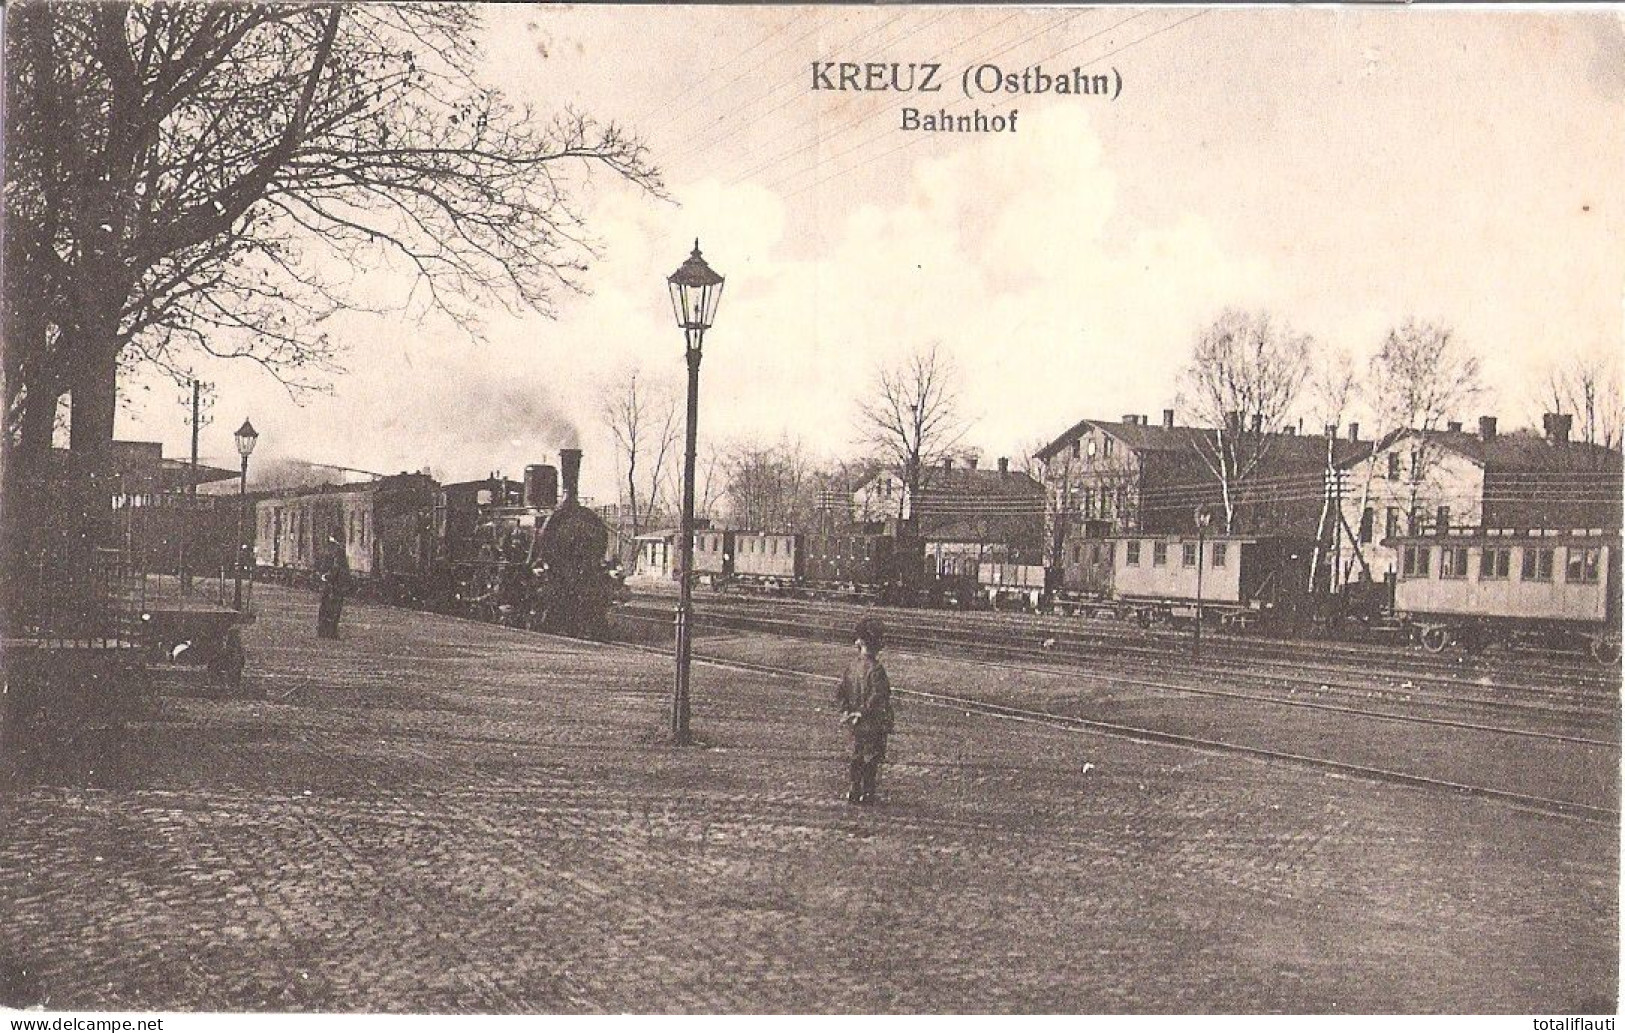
854,343,969,526
4,3,663,478
598,366,680,541
1016,437,1050,481
1542,354,1623,451
1368,318,1485,519
721,437,817,533
1306,346,1360,591
1179,309,1313,532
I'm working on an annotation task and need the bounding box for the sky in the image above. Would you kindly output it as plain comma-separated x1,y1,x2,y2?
114,5,1625,503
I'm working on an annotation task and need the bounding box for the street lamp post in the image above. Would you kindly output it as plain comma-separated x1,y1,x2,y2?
233,419,259,611
1194,504,1212,659
666,241,724,745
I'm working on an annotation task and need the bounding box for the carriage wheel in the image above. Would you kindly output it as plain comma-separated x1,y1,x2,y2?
1419,625,1451,654
1590,635,1621,666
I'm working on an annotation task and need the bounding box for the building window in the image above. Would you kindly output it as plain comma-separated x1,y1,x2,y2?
1101,492,1114,520
1408,508,1423,535
1082,488,1094,519
1103,438,1115,457
1072,440,1081,459
1567,546,1601,584
1153,541,1168,567
1384,507,1400,542
1481,547,1511,580
1359,508,1374,545
1117,487,1129,521
1126,540,1141,566
1440,546,1469,579
1521,547,1554,582
1436,506,1451,534
1387,452,1401,481
1212,543,1228,568
1086,440,1097,457
1182,542,1197,567
1401,544,1432,578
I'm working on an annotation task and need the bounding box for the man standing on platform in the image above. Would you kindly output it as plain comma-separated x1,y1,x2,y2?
316,537,352,640
837,618,895,804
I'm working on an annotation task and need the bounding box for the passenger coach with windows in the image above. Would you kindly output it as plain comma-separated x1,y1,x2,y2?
1389,529,1621,662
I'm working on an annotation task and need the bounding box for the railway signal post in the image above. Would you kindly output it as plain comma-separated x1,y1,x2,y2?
666,241,725,746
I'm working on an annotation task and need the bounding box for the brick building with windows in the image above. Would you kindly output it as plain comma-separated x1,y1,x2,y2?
849,455,1045,568
1340,414,1623,582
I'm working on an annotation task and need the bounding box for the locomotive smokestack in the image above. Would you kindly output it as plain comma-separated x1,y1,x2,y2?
560,448,583,503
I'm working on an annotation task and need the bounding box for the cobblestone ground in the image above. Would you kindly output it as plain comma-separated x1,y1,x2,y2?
1,586,1616,1013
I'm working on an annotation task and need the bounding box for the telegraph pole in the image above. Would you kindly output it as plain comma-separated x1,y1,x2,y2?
182,380,200,591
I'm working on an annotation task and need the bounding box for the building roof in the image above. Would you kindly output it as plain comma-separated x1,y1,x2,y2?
1244,431,1372,471
916,465,1044,499
1036,418,1205,460
1365,427,1623,473
1037,417,1373,471
46,442,240,492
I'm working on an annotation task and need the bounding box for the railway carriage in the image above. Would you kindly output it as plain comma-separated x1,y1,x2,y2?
978,562,1047,609
731,531,802,585
1109,533,1312,628
255,473,440,595
1050,531,1119,613
692,530,735,582
1388,529,1622,662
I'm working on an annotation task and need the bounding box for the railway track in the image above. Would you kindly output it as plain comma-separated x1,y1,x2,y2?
635,590,1621,702
622,596,1620,732
605,613,1618,825
241,582,1621,822
616,603,1618,746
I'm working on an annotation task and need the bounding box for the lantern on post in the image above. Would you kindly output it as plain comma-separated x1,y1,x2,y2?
233,419,259,611
666,241,724,745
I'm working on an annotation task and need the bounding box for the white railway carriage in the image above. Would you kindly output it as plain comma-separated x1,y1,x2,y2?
731,531,803,585
1389,529,1622,662
1110,534,1312,627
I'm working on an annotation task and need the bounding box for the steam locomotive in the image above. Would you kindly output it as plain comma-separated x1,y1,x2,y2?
254,448,620,636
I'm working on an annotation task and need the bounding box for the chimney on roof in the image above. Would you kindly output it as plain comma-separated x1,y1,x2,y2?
1163,409,1175,429
1478,416,1497,441
1121,413,1137,426
1324,423,1337,439
1225,411,1244,435
966,455,979,470
1542,412,1572,445
1348,421,1360,442
1251,413,1264,434
1283,424,1296,436
1446,420,1463,433
997,457,1009,474
942,456,953,470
